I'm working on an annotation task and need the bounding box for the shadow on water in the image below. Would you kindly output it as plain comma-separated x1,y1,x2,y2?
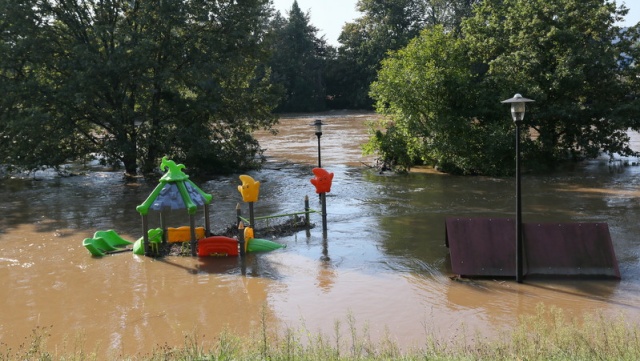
0,172,154,236
525,281,640,310
192,253,284,279
152,253,282,279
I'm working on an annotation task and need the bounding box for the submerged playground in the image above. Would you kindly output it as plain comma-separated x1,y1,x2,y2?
82,157,333,259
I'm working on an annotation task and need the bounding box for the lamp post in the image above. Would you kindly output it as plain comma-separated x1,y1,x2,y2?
312,119,325,168
501,93,534,283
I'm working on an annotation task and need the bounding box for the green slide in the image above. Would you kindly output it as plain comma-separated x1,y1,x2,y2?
247,238,286,253
83,230,133,257
132,228,163,255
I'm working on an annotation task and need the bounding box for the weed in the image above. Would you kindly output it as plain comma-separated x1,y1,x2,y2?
2,305,639,360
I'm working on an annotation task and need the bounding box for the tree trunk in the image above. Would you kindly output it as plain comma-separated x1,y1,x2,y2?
122,135,138,176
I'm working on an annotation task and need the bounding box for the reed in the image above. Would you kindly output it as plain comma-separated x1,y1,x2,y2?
2,304,638,360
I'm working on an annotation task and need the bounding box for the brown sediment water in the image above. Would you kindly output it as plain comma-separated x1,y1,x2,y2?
1,110,639,358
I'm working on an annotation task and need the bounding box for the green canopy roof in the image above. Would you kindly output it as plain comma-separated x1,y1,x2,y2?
136,157,212,215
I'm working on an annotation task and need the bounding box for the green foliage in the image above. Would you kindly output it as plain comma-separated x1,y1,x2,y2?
0,0,278,176
0,1,87,174
369,0,640,175
363,125,413,173
267,1,328,113
328,0,479,109
465,0,637,163
369,26,512,175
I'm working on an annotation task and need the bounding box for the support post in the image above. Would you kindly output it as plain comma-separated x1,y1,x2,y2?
160,211,167,245
515,122,523,283
322,238,329,261
317,133,322,201
142,214,149,256
189,215,197,257
249,202,255,229
321,192,327,239
238,221,245,257
304,195,311,237
236,203,241,228
204,204,211,237
317,135,322,168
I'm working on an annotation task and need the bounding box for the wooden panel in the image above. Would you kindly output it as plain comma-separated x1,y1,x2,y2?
445,218,515,277
446,218,620,279
523,222,620,278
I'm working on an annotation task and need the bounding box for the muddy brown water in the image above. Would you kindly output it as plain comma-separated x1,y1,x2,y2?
1,111,639,358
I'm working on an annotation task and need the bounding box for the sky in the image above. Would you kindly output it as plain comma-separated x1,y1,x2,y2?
271,0,360,45
271,0,640,46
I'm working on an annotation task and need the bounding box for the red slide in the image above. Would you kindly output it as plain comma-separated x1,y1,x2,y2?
197,236,239,257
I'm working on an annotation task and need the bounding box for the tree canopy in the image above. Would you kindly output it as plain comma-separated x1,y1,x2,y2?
2,0,639,177
368,0,640,175
0,0,279,176
329,0,480,109
267,1,328,112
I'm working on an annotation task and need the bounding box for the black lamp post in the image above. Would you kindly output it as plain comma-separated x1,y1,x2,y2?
501,93,534,283
312,119,325,168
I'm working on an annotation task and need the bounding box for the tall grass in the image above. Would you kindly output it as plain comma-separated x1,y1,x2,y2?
2,304,638,360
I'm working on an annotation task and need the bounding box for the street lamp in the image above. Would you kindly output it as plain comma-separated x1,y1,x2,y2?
312,119,325,168
501,93,534,283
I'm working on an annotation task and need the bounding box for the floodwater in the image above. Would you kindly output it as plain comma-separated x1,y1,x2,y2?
1,110,639,358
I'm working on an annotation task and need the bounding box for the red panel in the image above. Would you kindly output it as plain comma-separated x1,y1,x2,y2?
197,236,239,257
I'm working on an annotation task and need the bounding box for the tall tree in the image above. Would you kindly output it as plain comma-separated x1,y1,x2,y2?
369,0,639,175
367,26,511,174
464,0,637,165
267,1,328,112
0,0,278,176
329,0,479,109
620,24,640,125
0,0,87,172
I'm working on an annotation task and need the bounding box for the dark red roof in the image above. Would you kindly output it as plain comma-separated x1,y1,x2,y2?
445,217,620,279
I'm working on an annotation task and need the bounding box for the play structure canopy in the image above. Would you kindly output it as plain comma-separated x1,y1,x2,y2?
136,157,213,256
136,157,212,216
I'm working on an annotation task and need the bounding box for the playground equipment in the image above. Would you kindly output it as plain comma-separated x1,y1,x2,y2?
237,174,260,228
310,168,333,194
83,158,292,258
132,228,163,255
82,230,133,256
136,157,213,256
310,167,333,239
235,174,300,251
236,174,318,238
167,226,206,243
241,225,286,253
238,175,260,203
197,236,240,257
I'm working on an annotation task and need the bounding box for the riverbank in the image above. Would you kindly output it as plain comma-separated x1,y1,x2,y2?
6,305,639,360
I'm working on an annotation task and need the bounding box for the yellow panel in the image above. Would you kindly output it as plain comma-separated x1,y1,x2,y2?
167,226,205,243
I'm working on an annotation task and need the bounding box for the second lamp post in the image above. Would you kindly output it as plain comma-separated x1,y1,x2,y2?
501,93,534,283
312,119,325,168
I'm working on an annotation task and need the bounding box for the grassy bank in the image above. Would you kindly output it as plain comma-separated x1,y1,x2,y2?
3,305,639,360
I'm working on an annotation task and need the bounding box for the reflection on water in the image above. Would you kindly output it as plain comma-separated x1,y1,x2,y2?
1,111,639,357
